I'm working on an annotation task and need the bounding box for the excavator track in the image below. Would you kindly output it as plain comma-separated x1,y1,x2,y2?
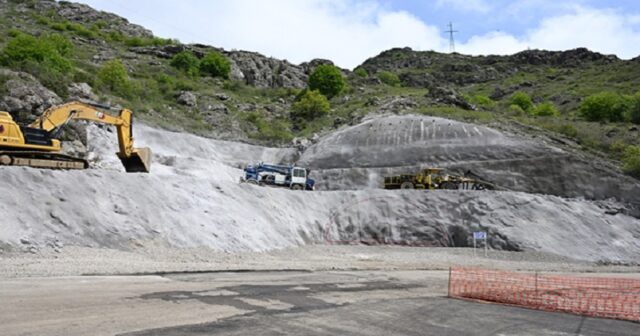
0,151,88,170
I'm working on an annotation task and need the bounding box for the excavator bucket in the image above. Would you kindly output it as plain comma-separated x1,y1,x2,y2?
119,147,152,173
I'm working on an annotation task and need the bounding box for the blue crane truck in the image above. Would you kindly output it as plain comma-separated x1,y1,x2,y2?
241,163,315,190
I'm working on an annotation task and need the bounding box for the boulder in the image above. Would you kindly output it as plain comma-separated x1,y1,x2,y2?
177,91,197,107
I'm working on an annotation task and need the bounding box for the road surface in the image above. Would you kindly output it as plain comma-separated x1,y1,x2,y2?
1,270,637,335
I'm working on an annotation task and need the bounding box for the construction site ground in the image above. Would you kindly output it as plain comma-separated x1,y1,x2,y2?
2,264,638,336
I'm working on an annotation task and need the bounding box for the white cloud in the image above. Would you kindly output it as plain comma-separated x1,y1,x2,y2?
80,1,640,67
458,6,640,59
435,0,491,13
82,0,447,69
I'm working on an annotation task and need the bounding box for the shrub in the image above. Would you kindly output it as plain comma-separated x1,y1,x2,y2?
626,92,640,124
579,92,628,122
1,33,73,73
0,33,74,97
377,70,401,87
170,51,199,77
308,64,345,98
509,91,534,113
622,145,640,178
556,124,578,138
291,89,330,121
470,94,495,108
95,59,132,98
508,104,526,116
533,102,560,117
199,51,230,79
353,67,367,77
244,112,293,143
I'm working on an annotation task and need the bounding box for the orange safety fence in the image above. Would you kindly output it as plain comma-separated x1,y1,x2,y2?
448,267,640,322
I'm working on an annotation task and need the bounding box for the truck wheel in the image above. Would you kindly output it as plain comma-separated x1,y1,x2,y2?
400,182,414,189
291,184,302,190
246,179,258,185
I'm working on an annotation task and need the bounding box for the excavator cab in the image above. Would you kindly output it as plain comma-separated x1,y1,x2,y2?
118,147,151,173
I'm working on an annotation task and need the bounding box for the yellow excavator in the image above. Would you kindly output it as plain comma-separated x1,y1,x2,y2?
0,101,151,173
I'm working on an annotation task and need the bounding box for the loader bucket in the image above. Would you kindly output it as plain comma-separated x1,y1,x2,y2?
119,147,152,173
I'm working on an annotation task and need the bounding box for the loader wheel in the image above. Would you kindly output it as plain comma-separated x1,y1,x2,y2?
400,182,414,189
440,181,458,190
246,179,259,185
0,155,11,166
291,184,303,190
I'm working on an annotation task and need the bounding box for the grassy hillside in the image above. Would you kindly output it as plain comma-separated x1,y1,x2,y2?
0,0,638,177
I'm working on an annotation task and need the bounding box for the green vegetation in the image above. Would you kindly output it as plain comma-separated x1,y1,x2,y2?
170,51,200,77
625,92,640,124
199,51,230,79
291,89,330,122
377,71,401,87
308,65,344,98
509,91,534,113
0,32,74,97
469,94,495,108
579,92,628,122
353,67,367,77
243,111,293,143
622,145,640,178
533,102,560,117
95,59,133,98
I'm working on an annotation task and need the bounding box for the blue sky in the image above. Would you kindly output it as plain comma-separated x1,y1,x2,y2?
78,0,640,68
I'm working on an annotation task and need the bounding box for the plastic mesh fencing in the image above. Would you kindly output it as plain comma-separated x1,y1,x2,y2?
448,267,640,322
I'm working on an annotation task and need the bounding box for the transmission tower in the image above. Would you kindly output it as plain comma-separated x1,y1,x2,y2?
446,22,458,53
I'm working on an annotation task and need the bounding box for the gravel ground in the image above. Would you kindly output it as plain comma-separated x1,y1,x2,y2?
1,245,638,278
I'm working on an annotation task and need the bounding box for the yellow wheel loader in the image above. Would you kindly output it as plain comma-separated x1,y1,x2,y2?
383,168,493,190
0,101,151,173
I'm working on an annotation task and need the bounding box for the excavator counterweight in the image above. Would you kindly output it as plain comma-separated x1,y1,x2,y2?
0,101,151,173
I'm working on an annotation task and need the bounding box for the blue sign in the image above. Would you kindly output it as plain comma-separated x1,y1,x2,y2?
473,231,486,240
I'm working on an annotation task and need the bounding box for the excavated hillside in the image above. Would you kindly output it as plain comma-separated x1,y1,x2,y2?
1,115,639,263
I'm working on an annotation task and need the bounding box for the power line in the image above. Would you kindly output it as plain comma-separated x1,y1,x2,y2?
445,22,458,53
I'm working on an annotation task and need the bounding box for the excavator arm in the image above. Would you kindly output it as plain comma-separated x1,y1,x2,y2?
30,101,151,173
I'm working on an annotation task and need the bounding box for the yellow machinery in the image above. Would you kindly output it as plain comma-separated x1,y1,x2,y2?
0,101,151,173
384,168,491,190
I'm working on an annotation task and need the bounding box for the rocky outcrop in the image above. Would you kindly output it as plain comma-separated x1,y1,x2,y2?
177,91,197,107
50,1,152,37
226,50,307,88
426,86,476,110
0,69,61,122
129,44,309,89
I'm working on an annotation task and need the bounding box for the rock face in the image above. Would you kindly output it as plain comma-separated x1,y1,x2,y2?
128,45,309,88
298,114,640,206
0,69,61,122
360,47,622,88
226,50,307,88
177,91,197,107
51,1,152,37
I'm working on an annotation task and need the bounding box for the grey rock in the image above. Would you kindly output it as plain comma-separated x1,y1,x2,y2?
427,86,476,111
0,69,62,122
68,83,98,101
215,93,230,101
56,2,152,38
177,91,197,107
20,238,30,245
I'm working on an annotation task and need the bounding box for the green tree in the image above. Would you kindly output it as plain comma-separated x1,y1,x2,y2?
579,92,628,122
170,50,199,76
377,71,401,87
533,102,560,117
308,64,344,98
509,91,534,113
622,145,640,178
96,59,132,97
199,51,231,79
291,89,330,121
